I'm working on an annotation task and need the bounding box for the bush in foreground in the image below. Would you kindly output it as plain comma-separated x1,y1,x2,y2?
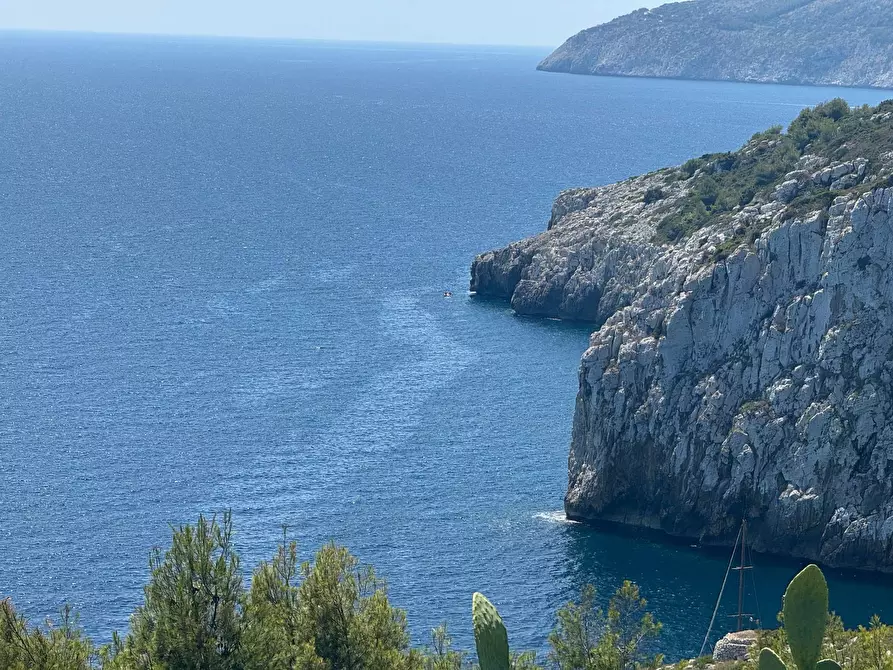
5,513,892,670
0,513,662,669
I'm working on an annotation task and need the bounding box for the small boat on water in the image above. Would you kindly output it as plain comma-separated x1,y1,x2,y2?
443,291,453,297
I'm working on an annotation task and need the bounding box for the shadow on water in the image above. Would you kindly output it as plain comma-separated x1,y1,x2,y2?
467,293,598,338
553,519,893,660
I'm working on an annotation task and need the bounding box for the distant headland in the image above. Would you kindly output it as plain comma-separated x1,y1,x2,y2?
538,0,893,90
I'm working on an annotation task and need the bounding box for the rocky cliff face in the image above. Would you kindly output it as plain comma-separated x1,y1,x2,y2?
538,0,893,89
471,102,893,571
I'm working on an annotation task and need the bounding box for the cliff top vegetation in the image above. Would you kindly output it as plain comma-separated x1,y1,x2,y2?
653,99,893,244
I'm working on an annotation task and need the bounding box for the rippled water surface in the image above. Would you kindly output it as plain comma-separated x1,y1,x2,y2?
2,33,893,659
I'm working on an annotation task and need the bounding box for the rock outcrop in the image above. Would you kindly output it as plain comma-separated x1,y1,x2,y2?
538,0,893,89
713,631,758,661
471,102,893,571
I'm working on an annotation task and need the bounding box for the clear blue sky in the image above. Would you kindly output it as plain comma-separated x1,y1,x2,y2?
0,1,660,47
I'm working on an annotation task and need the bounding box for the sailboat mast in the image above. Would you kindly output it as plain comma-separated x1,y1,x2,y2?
737,519,747,631
698,522,745,658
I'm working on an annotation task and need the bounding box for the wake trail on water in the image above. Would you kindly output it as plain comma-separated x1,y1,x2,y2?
533,510,580,525
315,291,479,454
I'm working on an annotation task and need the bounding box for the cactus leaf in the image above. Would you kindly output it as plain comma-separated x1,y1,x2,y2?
472,592,510,670
783,565,829,670
816,660,841,670
759,647,789,670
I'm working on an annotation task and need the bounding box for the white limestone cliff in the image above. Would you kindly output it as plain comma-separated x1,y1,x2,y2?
471,131,893,570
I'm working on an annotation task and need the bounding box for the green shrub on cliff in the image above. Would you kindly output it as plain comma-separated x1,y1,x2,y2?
654,99,893,244
643,188,666,204
788,101,850,150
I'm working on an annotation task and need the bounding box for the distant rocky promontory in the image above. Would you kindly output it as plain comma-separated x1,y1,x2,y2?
538,0,893,89
471,100,893,571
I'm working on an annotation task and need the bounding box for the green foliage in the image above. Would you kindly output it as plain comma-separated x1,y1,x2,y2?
606,582,663,670
788,100,850,150
786,190,838,218
712,236,745,262
548,585,604,670
15,515,893,670
655,137,799,243
473,593,511,670
297,542,418,670
116,512,243,670
0,516,663,670
784,565,829,670
511,650,543,669
696,176,720,208
761,648,788,670
739,400,770,414
751,607,893,670
241,531,325,670
643,188,666,204
423,624,470,670
97,514,423,670
655,99,893,244
547,582,662,670
848,615,893,670
868,174,893,190
682,158,704,178
655,197,711,242
0,600,97,670
757,565,838,670
750,126,783,142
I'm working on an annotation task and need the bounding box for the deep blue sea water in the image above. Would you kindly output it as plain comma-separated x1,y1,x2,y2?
2,33,893,660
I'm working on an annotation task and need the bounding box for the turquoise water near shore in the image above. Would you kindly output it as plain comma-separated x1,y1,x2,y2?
1,33,892,659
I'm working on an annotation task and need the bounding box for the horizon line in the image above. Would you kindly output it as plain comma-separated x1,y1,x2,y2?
0,27,559,51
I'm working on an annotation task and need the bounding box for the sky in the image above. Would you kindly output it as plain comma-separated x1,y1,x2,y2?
0,0,663,47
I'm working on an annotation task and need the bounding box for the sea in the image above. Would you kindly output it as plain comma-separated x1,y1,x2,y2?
1,32,892,660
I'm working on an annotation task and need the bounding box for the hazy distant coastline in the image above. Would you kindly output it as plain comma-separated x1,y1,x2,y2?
539,0,893,90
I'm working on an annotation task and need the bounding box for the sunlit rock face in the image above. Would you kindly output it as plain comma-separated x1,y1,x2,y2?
472,142,893,571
